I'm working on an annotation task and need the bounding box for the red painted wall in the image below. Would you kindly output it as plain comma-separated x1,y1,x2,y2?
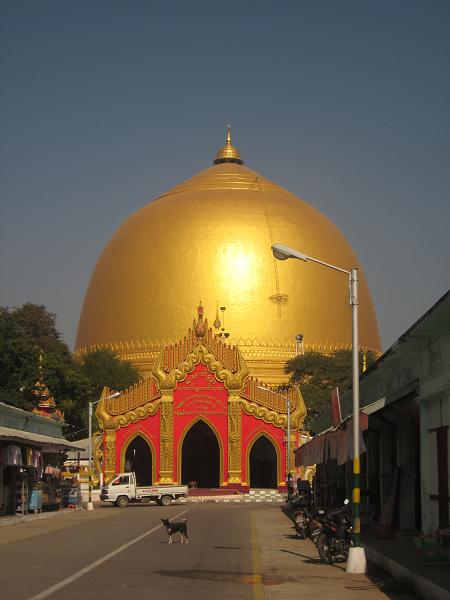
241,412,285,485
115,413,161,479
173,363,228,484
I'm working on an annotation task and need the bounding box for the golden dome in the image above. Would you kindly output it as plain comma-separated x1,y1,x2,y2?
75,132,381,383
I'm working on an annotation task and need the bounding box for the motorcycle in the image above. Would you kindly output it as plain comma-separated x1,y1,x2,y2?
290,487,325,543
315,500,353,564
293,505,324,542
289,482,314,539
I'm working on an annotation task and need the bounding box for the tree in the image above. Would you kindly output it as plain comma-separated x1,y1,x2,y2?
0,307,39,409
78,348,140,401
13,303,71,358
0,304,140,436
284,349,377,431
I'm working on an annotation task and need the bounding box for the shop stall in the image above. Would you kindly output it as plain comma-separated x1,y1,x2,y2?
0,402,83,516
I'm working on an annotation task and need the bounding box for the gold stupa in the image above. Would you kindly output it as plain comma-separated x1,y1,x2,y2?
75,128,380,383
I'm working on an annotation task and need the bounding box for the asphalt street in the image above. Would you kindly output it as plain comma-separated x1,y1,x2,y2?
0,502,419,600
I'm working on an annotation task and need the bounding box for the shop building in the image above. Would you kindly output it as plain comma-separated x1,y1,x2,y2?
296,290,450,536
0,371,82,515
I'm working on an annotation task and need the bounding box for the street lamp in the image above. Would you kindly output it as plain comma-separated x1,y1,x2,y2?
271,242,366,574
87,391,121,511
257,385,291,493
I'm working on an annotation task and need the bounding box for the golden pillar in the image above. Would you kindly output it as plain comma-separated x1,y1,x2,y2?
159,393,174,483
104,430,117,482
288,430,297,473
228,392,242,484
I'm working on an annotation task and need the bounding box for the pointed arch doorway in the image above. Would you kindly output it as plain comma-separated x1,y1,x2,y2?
124,435,153,486
249,435,278,489
181,420,220,488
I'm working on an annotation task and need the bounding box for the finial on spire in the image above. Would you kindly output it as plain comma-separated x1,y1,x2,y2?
213,301,221,330
214,125,244,165
195,302,206,339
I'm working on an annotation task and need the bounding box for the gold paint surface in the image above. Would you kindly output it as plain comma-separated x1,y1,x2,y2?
159,394,173,483
228,393,242,482
76,160,381,381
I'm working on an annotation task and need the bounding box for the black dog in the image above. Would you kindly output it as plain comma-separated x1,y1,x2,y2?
161,518,188,544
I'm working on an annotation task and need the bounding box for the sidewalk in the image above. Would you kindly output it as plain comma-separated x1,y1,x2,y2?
0,507,78,527
255,506,420,599
362,530,450,600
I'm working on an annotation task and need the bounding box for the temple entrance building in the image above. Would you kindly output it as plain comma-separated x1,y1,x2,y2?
95,305,305,491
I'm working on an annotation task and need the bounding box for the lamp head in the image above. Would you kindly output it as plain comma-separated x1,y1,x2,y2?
271,243,308,262
272,246,290,261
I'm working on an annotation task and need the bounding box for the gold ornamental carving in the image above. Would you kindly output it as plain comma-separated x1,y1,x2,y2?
104,430,116,482
96,385,161,431
159,394,174,483
152,341,249,393
239,398,285,427
228,393,242,484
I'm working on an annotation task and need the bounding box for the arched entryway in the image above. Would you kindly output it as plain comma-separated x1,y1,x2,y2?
249,435,278,488
181,420,220,488
124,434,153,486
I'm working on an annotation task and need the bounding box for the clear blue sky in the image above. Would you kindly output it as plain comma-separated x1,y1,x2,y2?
1,1,449,352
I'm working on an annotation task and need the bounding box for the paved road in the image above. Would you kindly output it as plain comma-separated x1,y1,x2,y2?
1,503,419,600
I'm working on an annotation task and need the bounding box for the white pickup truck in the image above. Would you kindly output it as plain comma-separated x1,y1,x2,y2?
100,472,188,507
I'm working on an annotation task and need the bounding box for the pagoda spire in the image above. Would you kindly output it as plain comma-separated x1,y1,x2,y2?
226,123,231,144
214,125,244,165
32,350,64,421
213,301,221,331
194,301,207,339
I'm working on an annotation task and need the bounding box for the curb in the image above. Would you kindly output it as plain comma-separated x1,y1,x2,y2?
183,495,284,504
363,543,450,600
0,508,80,527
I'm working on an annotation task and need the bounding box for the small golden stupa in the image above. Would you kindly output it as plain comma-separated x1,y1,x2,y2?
32,352,64,421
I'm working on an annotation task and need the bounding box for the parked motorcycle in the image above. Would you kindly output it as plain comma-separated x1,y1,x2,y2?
289,481,314,539
289,484,325,543
315,501,353,564
293,505,324,542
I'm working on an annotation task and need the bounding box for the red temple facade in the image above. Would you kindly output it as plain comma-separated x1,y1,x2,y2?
95,307,306,491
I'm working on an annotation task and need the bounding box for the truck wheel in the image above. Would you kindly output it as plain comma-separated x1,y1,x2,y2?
116,495,129,508
160,495,172,507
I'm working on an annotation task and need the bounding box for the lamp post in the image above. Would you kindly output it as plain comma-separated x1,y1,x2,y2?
87,391,120,511
257,385,291,494
271,242,366,574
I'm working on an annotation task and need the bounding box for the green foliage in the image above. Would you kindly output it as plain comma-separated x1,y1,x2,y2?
284,349,377,430
13,303,70,357
0,304,140,436
78,348,140,399
0,307,39,409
